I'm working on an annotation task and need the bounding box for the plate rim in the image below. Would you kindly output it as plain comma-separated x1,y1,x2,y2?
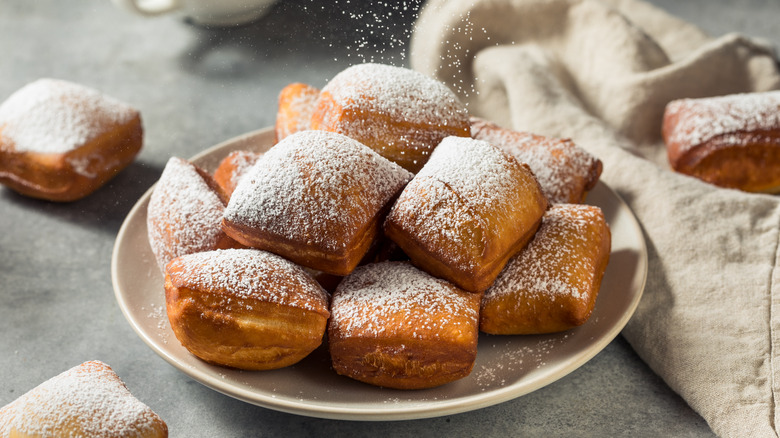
111,126,648,421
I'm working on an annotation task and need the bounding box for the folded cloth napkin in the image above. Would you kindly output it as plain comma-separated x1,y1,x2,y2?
411,0,780,436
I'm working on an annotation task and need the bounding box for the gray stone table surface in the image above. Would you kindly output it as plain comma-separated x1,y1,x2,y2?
0,0,777,436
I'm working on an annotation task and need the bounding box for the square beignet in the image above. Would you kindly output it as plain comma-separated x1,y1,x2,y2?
662,90,780,193
147,157,242,273
0,361,168,438
480,204,611,335
309,63,471,173
470,117,602,204
328,261,481,389
222,130,413,276
0,78,142,201
164,248,331,371
384,136,548,293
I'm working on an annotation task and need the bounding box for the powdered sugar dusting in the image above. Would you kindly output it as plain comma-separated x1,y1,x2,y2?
387,136,540,269
471,119,601,204
224,130,412,252
485,204,607,302
321,63,468,128
665,90,780,153
147,157,226,272
417,136,532,214
330,261,479,339
276,83,320,141
313,63,470,171
0,78,137,154
475,336,567,389
167,249,329,314
214,150,261,195
0,361,165,437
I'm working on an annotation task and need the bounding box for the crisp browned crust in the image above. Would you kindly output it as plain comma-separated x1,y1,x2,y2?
0,113,142,201
384,136,548,293
480,204,611,335
328,262,480,389
164,249,330,371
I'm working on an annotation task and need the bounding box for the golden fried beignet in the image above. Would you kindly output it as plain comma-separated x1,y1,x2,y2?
222,130,413,276
663,91,780,193
0,78,142,202
470,117,602,204
147,157,242,272
328,261,480,389
480,204,611,335
275,82,321,143
212,150,261,198
310,63,470,173
384,136,548,293
164,248,331,370
0,361,168,438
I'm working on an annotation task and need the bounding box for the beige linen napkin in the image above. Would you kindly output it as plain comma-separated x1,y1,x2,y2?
410,0,780,436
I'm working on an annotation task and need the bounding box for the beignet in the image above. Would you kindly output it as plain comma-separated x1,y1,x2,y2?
470,117,602,204
222,130,413,276
328,261,480,389
147,157,242,272
212,149,261,198
384,136,548,293
310,63,471,173
164,248,330,370
0,78,142,201
0,361,168,438
275,82,321,142
663,90,780,193
480,204,611,335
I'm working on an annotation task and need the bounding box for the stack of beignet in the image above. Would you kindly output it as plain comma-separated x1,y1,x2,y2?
146,63,611,390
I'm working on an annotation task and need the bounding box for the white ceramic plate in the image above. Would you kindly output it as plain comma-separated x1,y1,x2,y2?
112,127,647,421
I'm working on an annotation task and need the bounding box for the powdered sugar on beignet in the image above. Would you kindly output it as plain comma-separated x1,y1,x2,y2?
481,204,611,335
470,117,602,204
223,130,412,275
328,261,480,389
385,135,548,292
310,63,470,172
0,361,167,438
330,261,478,340
166,248,329,313
165,248,330,370
664,91,780,155
0,78,138,155
148,157,239,272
